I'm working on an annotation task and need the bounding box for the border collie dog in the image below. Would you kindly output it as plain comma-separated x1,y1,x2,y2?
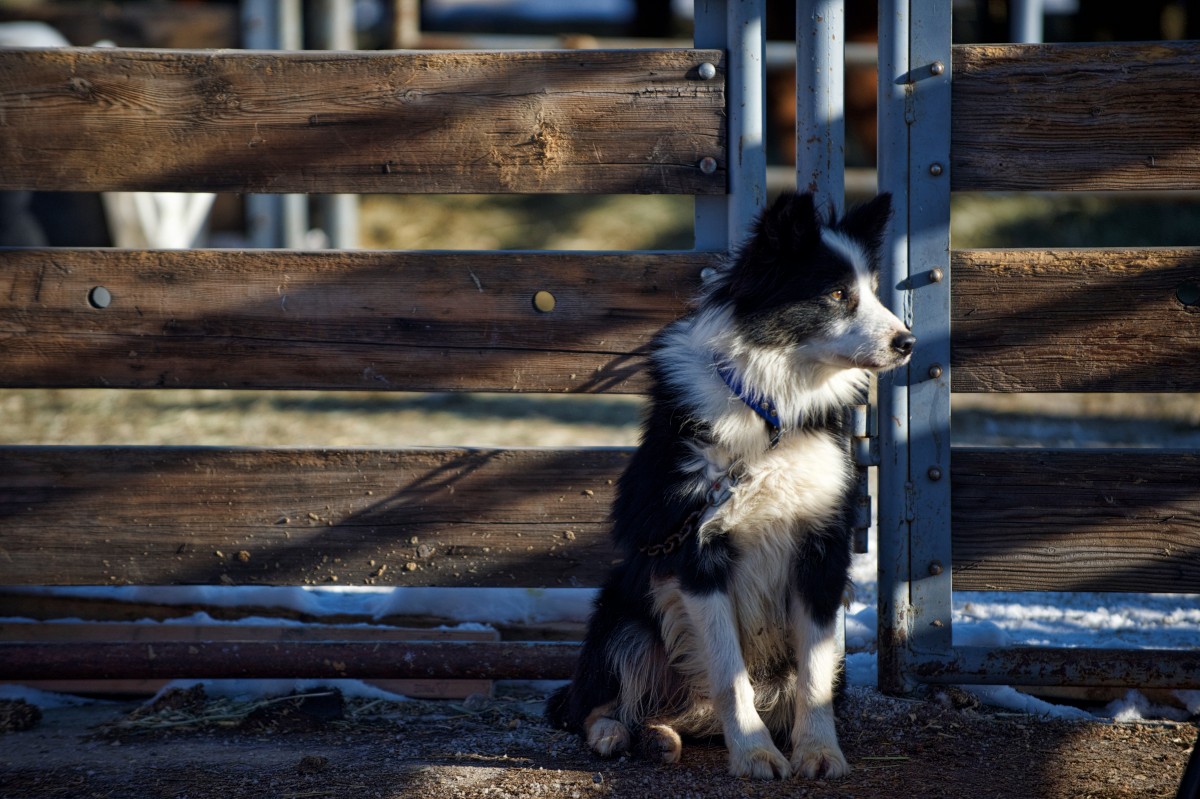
546,191,914,780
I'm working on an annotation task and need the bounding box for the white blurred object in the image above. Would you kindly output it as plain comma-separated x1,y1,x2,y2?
102,192,217,249
0,21,215,249
0,21,69,46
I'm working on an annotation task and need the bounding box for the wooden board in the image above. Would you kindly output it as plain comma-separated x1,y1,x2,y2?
0,639,580,681
0,47,725,195
0,623,499,698
951,248,1200,392
0,248,713,393
952,42,1200,192
951,448,1200,593
0,446,626,587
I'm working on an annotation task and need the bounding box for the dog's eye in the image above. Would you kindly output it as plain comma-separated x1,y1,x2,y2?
829,289,846,302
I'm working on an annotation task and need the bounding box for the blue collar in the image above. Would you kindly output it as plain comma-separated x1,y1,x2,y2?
714,357,782,439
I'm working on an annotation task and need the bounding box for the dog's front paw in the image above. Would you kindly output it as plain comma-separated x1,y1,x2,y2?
728,737,791,780
790,740,849,780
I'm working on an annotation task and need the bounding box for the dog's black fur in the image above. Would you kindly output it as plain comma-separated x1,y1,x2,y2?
546,191,913,780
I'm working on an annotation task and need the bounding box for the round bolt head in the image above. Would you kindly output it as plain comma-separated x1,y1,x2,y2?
929,561,944,576
929,162,944,177
930,61,945,76
930,268,944,283
698,62,717,80
532,290,556,313
927,466,943,481
928,364,944,379
88,286,112,309
698,156,718,175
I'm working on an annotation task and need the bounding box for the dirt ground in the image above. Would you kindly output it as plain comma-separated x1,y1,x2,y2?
1,686,1195,799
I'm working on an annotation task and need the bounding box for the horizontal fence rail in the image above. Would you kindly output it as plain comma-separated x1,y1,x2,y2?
0,47,726,195
0,249,715,393
951,448,1200,593
951,42,1200,192
0,446,629,588
951,248,1200,392
0,639,580,681
909,646,1200,688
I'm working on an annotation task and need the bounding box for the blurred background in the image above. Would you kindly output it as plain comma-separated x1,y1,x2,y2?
1,0,1198,451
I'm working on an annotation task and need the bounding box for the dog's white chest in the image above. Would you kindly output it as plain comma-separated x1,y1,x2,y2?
701,431,852,654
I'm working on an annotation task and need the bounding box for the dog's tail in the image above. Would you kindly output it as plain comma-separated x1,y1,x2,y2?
544,682,575,731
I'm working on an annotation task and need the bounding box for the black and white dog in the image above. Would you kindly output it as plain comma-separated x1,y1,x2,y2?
546,191,914,780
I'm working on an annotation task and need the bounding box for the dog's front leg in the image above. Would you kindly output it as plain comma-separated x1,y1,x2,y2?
789,596,850,779
681,590,791,779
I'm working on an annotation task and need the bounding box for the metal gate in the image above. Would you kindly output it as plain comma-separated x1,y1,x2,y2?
873,0,1200,692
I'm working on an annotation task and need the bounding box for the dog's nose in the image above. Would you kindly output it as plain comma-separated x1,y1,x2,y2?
891,332,916,356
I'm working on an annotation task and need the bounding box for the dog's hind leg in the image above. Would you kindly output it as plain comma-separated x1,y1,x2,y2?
584,702,632,758
638,721,683,764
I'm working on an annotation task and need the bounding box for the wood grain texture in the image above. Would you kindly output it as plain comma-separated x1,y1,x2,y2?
951,448,1200,593
0,248,714,393
951,248,1200,392
0,47,725,194
0,640,580,680
0,446,626,588
952,42,1200,191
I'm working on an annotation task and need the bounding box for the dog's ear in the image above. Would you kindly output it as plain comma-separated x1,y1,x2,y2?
759,190,822,253
838,193,892,256
724,192,821,302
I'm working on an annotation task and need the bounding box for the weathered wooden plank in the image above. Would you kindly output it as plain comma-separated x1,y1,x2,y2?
0,248,712,393
0,640,580,680
0,47,725,194
951,448,1200,593
911,645,1200,689
952,42,1200,191
0,446,626,587
951,248,1200,392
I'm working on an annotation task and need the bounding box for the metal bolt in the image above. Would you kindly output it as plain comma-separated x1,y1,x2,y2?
929,268,944,283
698,156,718,175
532,290,556,313
928,364,943,379
929,163,944,177
928,561,944,576
88,286,112,309
698,62,717,80
927,466,943,481
930,61,945,76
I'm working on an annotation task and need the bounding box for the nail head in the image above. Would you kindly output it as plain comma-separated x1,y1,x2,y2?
698,62,717,80
930,61,945,76
698,156,718,175
929,163,944,177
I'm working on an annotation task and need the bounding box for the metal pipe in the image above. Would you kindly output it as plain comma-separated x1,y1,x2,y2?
796,0,845,214
874,0,913,696
694,0,766,252
312,0,359,250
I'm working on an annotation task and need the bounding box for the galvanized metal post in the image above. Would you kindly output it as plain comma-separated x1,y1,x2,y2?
875,0,953,694
694,0,767,252
1011,0,1044,43
312,0,360,250
796,0,845,216
242,0,307,248
904,0,953,670
874,0,914,695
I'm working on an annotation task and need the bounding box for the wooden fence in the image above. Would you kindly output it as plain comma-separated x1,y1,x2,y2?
0,39,730,683
3,14,1199,694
